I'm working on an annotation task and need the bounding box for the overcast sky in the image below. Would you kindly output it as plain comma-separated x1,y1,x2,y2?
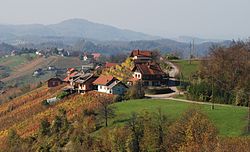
0,0,249,39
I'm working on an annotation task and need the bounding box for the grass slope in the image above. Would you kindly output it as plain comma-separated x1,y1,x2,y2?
173,60,200,81
112,99,248,137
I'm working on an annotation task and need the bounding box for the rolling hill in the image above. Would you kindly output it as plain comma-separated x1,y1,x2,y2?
0,19,159,43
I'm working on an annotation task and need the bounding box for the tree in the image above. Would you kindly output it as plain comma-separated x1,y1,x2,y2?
199,42,250,104
39,118,51,136
125,81,145,100
127,113,144,152
96,94,115,127
7,129,22,151
166,108,218,151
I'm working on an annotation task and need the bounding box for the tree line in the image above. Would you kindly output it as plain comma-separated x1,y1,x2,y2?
2,107,250,152
187,41,250,106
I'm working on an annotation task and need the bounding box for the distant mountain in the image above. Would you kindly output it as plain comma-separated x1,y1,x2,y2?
0,19,160,43
174,36,227,44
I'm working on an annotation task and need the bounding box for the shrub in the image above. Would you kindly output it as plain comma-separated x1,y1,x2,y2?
145,87,174,95
57,91,69,99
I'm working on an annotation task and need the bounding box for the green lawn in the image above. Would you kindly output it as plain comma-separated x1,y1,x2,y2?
173,60,200,81
111,99,248,137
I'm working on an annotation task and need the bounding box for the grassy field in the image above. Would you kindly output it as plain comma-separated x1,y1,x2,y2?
112,99,248,137
0,54,36,69
173,60,200,81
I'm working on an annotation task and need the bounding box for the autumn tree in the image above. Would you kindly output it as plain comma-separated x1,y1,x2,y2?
7,129,22,151
39,118,51,136
192,41,250,105
95,93,115,127
166,108,218,151
125,81,145,99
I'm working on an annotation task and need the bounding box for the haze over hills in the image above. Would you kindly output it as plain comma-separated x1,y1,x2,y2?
0,18,160,43
0,18,232,57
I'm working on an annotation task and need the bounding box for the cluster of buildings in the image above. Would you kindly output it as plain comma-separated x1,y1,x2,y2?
47,50,168,96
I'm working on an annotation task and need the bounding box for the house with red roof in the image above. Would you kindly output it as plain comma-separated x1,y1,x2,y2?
130,50,153,62
93,75,127,95
70,73,98,93
64,68,79,82
131,62,168,86
105,62,119,68
91,53,101,61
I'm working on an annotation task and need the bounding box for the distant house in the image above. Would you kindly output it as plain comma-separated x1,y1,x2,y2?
48,78,63,88
130,50,153,62
33,68,43,77
131,62,168,86
93,75,128,95
83,53,94,61
91,53,101,61
64,71,78,82
105,62,118,68
70,73,98,93
11,50,17,56
36,51,43,56
48,66,56,71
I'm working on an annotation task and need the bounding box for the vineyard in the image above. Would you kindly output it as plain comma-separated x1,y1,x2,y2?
0,85,112,146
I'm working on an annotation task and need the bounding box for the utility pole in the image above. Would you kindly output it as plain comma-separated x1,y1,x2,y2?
192,39,195,59
248,94,250,133
189,42,192,64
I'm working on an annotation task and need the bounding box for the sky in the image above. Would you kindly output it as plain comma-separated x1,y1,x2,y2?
0,0,250,40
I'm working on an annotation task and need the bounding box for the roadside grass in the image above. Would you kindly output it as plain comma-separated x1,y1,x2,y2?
111,99,248,137
172,60,200,81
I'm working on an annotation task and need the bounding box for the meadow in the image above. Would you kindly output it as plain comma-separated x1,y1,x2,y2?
112,99,248,137
173,60,200,81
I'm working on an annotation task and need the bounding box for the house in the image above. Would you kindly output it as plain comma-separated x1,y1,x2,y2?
36,51,43,56
70,73,98,93
93,75,128,95
48,78,63,88
131,62,168,86
83,53,94,61
48,66,56,71
64,71,78,82
130,50,153,62
105,62,118,68
11,50,17,56
33,68,43,77
91,53,101,61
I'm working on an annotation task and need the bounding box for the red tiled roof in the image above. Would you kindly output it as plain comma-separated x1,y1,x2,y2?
130,50,153,58
105,62,118,68
133,63,165,75
67,68,76,73
64,71,78,81
93,75,116,85
92,53,101,59
128,77,139,82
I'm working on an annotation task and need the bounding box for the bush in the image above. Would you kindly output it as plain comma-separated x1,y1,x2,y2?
57,91,69,99
145,87,174,95
113,95,124,102
41,100,49,107
125,82,145,100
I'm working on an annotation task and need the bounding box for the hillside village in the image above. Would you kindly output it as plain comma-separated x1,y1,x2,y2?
46,50,168,102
